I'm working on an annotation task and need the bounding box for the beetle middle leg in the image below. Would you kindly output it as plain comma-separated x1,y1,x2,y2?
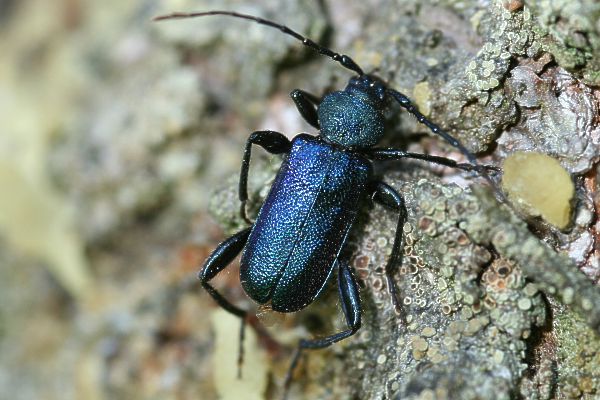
199,227,252,378
365,148,500,174
239,130,292,223
370,181,407,314
365,147,505,201
284,260,361,396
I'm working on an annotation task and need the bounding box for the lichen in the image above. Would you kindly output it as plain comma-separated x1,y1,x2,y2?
467,187,600,330
527,0,600,85
441,0,538,153
553,308,600,399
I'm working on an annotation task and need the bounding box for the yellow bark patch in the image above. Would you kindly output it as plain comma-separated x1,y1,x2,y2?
502,152,574,229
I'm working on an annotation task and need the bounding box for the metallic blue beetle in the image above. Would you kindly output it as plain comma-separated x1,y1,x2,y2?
156,10,493,392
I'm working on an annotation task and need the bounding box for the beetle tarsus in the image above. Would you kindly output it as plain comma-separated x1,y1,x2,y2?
237,317,246,379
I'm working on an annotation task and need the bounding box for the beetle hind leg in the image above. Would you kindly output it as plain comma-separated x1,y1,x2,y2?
283,260,361,398
199,227,252,378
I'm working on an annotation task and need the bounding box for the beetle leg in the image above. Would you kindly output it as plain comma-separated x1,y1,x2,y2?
283,260,361,397
199,227,252,378
371,181,407,315
366,147,506,203
365,148,500,174
239,130,292,223
290,89,320,129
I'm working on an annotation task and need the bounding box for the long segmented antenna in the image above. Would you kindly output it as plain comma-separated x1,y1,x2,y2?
154,10,506,202
153,10,364,76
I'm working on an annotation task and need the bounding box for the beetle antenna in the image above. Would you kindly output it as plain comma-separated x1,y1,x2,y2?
153,10,365,76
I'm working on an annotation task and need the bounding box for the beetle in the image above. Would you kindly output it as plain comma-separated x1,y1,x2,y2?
155,10,497,393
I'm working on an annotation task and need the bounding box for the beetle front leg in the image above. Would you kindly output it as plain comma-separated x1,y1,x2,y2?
371,181,407,314
283,260,361,397
239,130,292,223
199,227,252,378
290,89,320,129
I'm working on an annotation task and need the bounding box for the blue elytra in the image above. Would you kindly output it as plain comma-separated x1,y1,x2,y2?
240,134,371,312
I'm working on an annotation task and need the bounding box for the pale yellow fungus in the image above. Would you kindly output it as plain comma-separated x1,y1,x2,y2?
502,152,574,229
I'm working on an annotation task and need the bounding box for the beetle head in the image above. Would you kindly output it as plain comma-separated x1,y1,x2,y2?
345,75,387,106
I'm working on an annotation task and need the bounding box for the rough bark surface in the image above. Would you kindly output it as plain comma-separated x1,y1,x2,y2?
1,0,599,399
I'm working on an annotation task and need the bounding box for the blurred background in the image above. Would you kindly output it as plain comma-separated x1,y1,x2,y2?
0,0,326,398
2,0,600,399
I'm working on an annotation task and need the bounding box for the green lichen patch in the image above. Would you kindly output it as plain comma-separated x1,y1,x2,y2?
333,176,554,399
528,0,600,85
554,307,600,399
441,0,538,152
467,187,600,333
